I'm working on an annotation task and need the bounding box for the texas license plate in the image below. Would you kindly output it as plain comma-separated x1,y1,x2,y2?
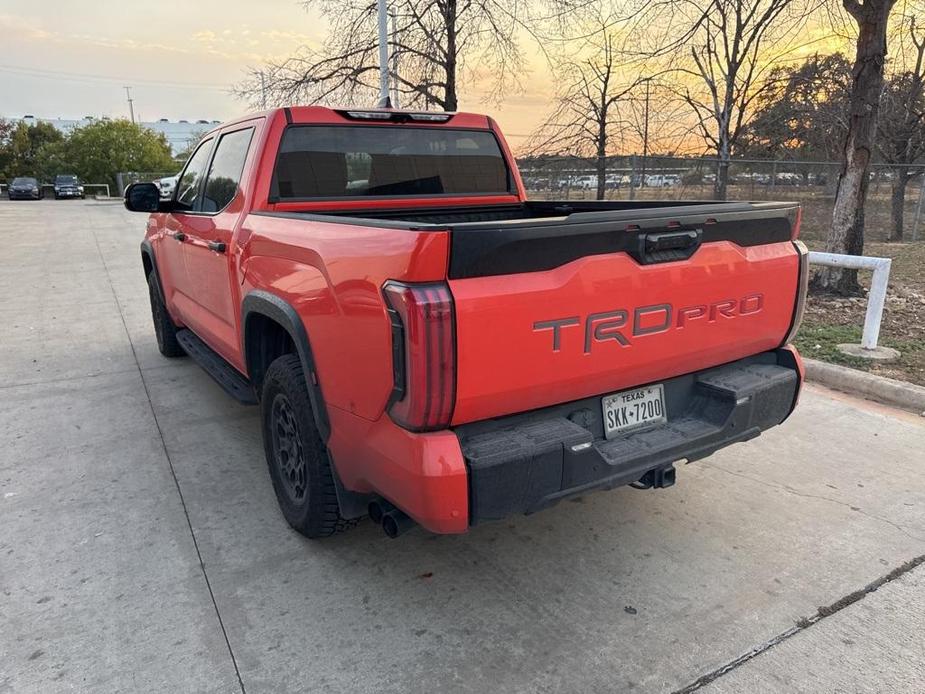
602,384,667,439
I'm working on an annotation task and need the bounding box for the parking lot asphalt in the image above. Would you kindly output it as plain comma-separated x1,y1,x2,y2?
1,199,924,694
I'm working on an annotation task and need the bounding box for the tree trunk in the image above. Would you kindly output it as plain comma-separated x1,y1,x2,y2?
595,117,607,201
811,0,895,295
714,134,730,200
595,156,607,200
714,158,729,200
443,0,458,111
889,173,908,241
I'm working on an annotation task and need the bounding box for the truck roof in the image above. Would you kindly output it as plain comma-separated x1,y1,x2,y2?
210,106,494,135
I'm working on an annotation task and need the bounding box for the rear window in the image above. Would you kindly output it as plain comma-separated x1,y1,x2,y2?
272,126,510,200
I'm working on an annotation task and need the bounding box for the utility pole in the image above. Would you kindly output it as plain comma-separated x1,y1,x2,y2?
376,0,392,107
124,86,135,124
640,80,649,188
390,7,400,108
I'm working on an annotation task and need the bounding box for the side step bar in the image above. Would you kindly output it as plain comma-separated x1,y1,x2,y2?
175,329,258,405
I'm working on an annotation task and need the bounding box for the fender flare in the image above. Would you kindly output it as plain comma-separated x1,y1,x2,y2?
242,290,370,519
140,239,164,300
241,290,331,442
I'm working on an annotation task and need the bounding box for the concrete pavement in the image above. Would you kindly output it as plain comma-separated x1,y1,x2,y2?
1,199,924,693
703,558,925,693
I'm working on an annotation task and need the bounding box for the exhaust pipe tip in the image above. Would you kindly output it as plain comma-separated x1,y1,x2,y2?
381,509,415,539
368,501,386,525
368,498,398,525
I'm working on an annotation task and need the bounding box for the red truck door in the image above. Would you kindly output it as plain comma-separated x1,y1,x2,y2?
176,125,256,368
161,136,214,321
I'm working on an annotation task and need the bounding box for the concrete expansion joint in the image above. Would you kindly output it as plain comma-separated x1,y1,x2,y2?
88,222,248,694
671,554,925,693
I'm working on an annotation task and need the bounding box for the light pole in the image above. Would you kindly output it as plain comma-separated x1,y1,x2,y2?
390,6,400,108
376,0,391,107
124,86,135,124
640,80,649,188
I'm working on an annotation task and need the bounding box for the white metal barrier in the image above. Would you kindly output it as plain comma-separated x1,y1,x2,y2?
808,252,892,351
83,184,111,197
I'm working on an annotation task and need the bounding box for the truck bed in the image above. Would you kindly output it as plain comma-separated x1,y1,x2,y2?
270,198,795,226
261,199,799,278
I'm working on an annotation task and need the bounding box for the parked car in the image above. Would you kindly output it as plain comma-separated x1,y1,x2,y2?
123,106,807,540
7,177,43,200
605,174,629,189
645,174,682,187
155,175,179,200
775,173,802,186
53,174,84,199
735,172,771,185
570,175,598,189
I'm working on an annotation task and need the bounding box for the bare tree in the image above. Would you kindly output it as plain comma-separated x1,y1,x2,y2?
622,80,700,169
671,0,814,199
812,0,900,294
525,24,652,199
878,14,925,241
234,0,579,112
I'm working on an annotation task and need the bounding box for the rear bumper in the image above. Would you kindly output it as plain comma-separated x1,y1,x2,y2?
455,348,802,525
332,348,801,534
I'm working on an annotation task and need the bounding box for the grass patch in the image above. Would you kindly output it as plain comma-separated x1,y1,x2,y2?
794,322,871,369
795,319,925,381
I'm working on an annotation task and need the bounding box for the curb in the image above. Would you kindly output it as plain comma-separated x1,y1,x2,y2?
803,358,925,416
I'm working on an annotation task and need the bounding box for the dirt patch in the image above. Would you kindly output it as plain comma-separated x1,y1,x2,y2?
797,241,925,386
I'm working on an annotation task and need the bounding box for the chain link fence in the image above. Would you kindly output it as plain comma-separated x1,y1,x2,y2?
516,156,925,243
110,159,925,243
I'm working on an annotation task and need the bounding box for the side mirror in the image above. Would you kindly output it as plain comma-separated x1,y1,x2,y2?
124,182,161,212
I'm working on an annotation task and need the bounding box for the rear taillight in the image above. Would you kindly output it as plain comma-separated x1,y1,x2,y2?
383,281,456,431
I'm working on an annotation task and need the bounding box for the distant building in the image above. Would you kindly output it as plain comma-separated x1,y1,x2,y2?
9,115,221,156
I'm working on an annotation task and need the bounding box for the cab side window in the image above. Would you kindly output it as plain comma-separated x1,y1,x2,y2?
175,138,214,211
201,128,254,213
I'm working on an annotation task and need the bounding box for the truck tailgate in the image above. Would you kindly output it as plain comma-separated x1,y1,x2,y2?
449,233,801,425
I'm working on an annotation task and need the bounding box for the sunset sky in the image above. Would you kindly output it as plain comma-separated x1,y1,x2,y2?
0,0,553,148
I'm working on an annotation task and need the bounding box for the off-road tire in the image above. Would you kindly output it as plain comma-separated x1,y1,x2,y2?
261,354,355,538
147,273,184,357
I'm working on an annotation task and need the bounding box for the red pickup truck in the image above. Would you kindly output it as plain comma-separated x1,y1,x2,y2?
124,106,808,539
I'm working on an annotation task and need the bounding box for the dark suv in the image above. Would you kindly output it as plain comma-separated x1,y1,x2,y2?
54,175,85,199
7,177,43,200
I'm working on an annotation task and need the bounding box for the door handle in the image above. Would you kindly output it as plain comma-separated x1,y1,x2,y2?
208,241,226,253
172,232,186,241
632,229,703,265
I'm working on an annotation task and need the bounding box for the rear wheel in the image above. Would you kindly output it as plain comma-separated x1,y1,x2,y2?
261,354,354,538
147,273,184,357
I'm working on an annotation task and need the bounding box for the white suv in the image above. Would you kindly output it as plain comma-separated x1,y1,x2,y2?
156,175,179,200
